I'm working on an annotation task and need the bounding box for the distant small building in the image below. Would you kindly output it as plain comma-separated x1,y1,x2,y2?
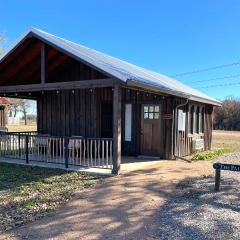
0,97,11,129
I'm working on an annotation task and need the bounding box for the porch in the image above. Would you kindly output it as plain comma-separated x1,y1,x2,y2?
0,131,166,174
0,131,114,173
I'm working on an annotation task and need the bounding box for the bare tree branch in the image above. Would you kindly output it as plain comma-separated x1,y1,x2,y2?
0,34,5,55
7,98,31,125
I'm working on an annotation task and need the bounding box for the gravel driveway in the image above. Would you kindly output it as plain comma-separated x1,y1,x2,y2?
1,156,239,240
156,153,240,240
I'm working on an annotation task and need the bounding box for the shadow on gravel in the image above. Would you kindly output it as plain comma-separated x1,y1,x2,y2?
155,175,240,240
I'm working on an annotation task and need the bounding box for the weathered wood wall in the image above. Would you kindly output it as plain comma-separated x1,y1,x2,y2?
47,55,108,83
37,88,112,137
0,108,6,127
37,87,214,159
174,99,213,157
37,87,169,158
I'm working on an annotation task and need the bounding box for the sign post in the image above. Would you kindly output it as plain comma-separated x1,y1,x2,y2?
214,169,221,191
213,162,240,191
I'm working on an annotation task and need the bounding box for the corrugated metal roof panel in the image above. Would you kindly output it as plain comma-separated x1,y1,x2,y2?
0,28,221,106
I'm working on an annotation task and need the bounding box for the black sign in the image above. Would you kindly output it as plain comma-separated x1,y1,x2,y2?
213,163,240,172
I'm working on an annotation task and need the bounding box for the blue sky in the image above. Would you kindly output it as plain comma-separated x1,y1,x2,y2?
1,0,240,101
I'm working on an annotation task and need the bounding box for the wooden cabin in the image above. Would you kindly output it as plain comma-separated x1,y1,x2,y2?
0,28,221,174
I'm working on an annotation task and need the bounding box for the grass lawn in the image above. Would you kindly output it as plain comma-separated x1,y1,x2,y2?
191,130,240,160
0,162,104,232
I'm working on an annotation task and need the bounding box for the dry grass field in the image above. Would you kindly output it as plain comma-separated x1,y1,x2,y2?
6,123,37,132
212,130,240,152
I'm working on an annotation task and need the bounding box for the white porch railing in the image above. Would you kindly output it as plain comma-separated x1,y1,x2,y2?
0,132,113,169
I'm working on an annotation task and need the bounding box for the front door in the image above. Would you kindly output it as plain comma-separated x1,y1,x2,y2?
141,104,161,156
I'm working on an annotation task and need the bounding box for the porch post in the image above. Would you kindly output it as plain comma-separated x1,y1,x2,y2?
41,43,47,85
112,84,122,174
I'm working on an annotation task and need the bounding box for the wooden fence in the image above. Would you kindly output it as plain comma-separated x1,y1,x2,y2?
0,132,113,169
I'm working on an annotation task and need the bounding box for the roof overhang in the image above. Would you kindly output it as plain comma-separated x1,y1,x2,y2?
127,79,222,106
127,79,190,99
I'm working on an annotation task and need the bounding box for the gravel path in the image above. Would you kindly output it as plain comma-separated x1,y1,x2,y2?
156,153,240,240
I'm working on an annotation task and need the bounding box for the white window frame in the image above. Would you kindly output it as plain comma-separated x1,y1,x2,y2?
125,104,132,141
178,109,186,131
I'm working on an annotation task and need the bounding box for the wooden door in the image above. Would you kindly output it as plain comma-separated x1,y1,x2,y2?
101,103,113,138
141,104,161,156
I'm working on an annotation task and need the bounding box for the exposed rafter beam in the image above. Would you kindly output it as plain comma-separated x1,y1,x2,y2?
0,39,33,71
0,78,118,93
1,42,42,80
41,43,47,85
18,48,58,84
48,54,70,74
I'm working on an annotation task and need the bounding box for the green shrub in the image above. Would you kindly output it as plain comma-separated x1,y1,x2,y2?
191,148,229,161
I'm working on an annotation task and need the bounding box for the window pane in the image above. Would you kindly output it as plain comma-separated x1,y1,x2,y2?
144,113,149,119
149,106,154,112
144,106,148,112
178,109,186,131
154,106,159,112
149,113,154,119
154,113,159,119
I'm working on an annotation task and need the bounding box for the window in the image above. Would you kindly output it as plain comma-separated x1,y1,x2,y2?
178,109,186,131
200,108,205,133
192,106,198,134
125,104,132,141
196,107,200,133
189,105,195,134
144,105,160,120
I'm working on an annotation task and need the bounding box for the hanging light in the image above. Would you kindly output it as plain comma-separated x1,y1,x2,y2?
72,90,75,94
56,90,60,94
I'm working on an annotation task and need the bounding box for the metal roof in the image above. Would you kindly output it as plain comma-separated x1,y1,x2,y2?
0,28,221,106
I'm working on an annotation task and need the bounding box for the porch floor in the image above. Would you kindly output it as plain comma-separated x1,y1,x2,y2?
0,157,112,176
121,156,164,172
0,156,166,175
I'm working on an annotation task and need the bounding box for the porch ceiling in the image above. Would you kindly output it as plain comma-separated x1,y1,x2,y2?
0,36,115,97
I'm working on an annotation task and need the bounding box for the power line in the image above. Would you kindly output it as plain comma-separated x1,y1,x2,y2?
183,74,240,84
198,81,240,89
170,62,240,77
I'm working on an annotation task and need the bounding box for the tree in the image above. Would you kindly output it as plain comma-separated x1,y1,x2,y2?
0,34,5,55
18,99,30,125
7,98,31,125
214,97,240,131
8,98,22,117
